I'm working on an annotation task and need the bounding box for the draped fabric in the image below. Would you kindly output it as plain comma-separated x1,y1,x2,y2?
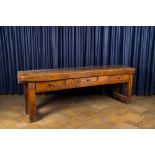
0,26,155,95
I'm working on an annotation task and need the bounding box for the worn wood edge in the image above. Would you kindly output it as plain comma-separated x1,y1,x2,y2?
18,70,135,82
17,65,135,73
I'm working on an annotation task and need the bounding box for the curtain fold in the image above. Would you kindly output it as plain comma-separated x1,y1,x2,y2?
0,26,155,95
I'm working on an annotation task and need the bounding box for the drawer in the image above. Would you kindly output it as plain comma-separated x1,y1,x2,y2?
66,78,79,88
108,75,129,82
67,77,97,88
36,80,66,92
98,76,109,83
78,77,97,86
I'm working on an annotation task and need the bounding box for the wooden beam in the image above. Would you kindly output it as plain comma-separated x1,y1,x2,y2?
28,83,36,123
24,83,28,114
111,92,128,104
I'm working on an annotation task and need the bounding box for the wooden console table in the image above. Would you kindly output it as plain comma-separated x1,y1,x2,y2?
18,66,135,123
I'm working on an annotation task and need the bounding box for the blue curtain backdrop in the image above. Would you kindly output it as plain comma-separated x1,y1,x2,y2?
0,26,155,95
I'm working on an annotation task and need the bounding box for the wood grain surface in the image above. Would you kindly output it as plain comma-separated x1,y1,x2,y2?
18,66,135,82
17,65,135,122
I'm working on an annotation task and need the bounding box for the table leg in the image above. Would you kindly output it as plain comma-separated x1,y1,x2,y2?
125,75,133,103
24,83,28,115
28,82,36,123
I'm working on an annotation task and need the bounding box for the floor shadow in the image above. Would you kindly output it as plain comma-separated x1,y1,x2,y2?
36,93,85,120
36,95,63,120
35,87,108,121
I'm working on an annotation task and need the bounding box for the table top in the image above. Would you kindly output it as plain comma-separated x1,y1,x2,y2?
18,65,135,83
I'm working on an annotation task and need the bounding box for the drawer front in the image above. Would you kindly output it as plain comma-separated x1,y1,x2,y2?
78,77,97,86
36,80,66,92
67,77,97,88
98,76,109,83
108,75,129,82
36,75,129,92
98,75,129,84
66,78,79,88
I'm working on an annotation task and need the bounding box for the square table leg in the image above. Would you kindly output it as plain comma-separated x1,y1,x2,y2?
24,83,28,115
125,75,133,103
28,82,36,123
